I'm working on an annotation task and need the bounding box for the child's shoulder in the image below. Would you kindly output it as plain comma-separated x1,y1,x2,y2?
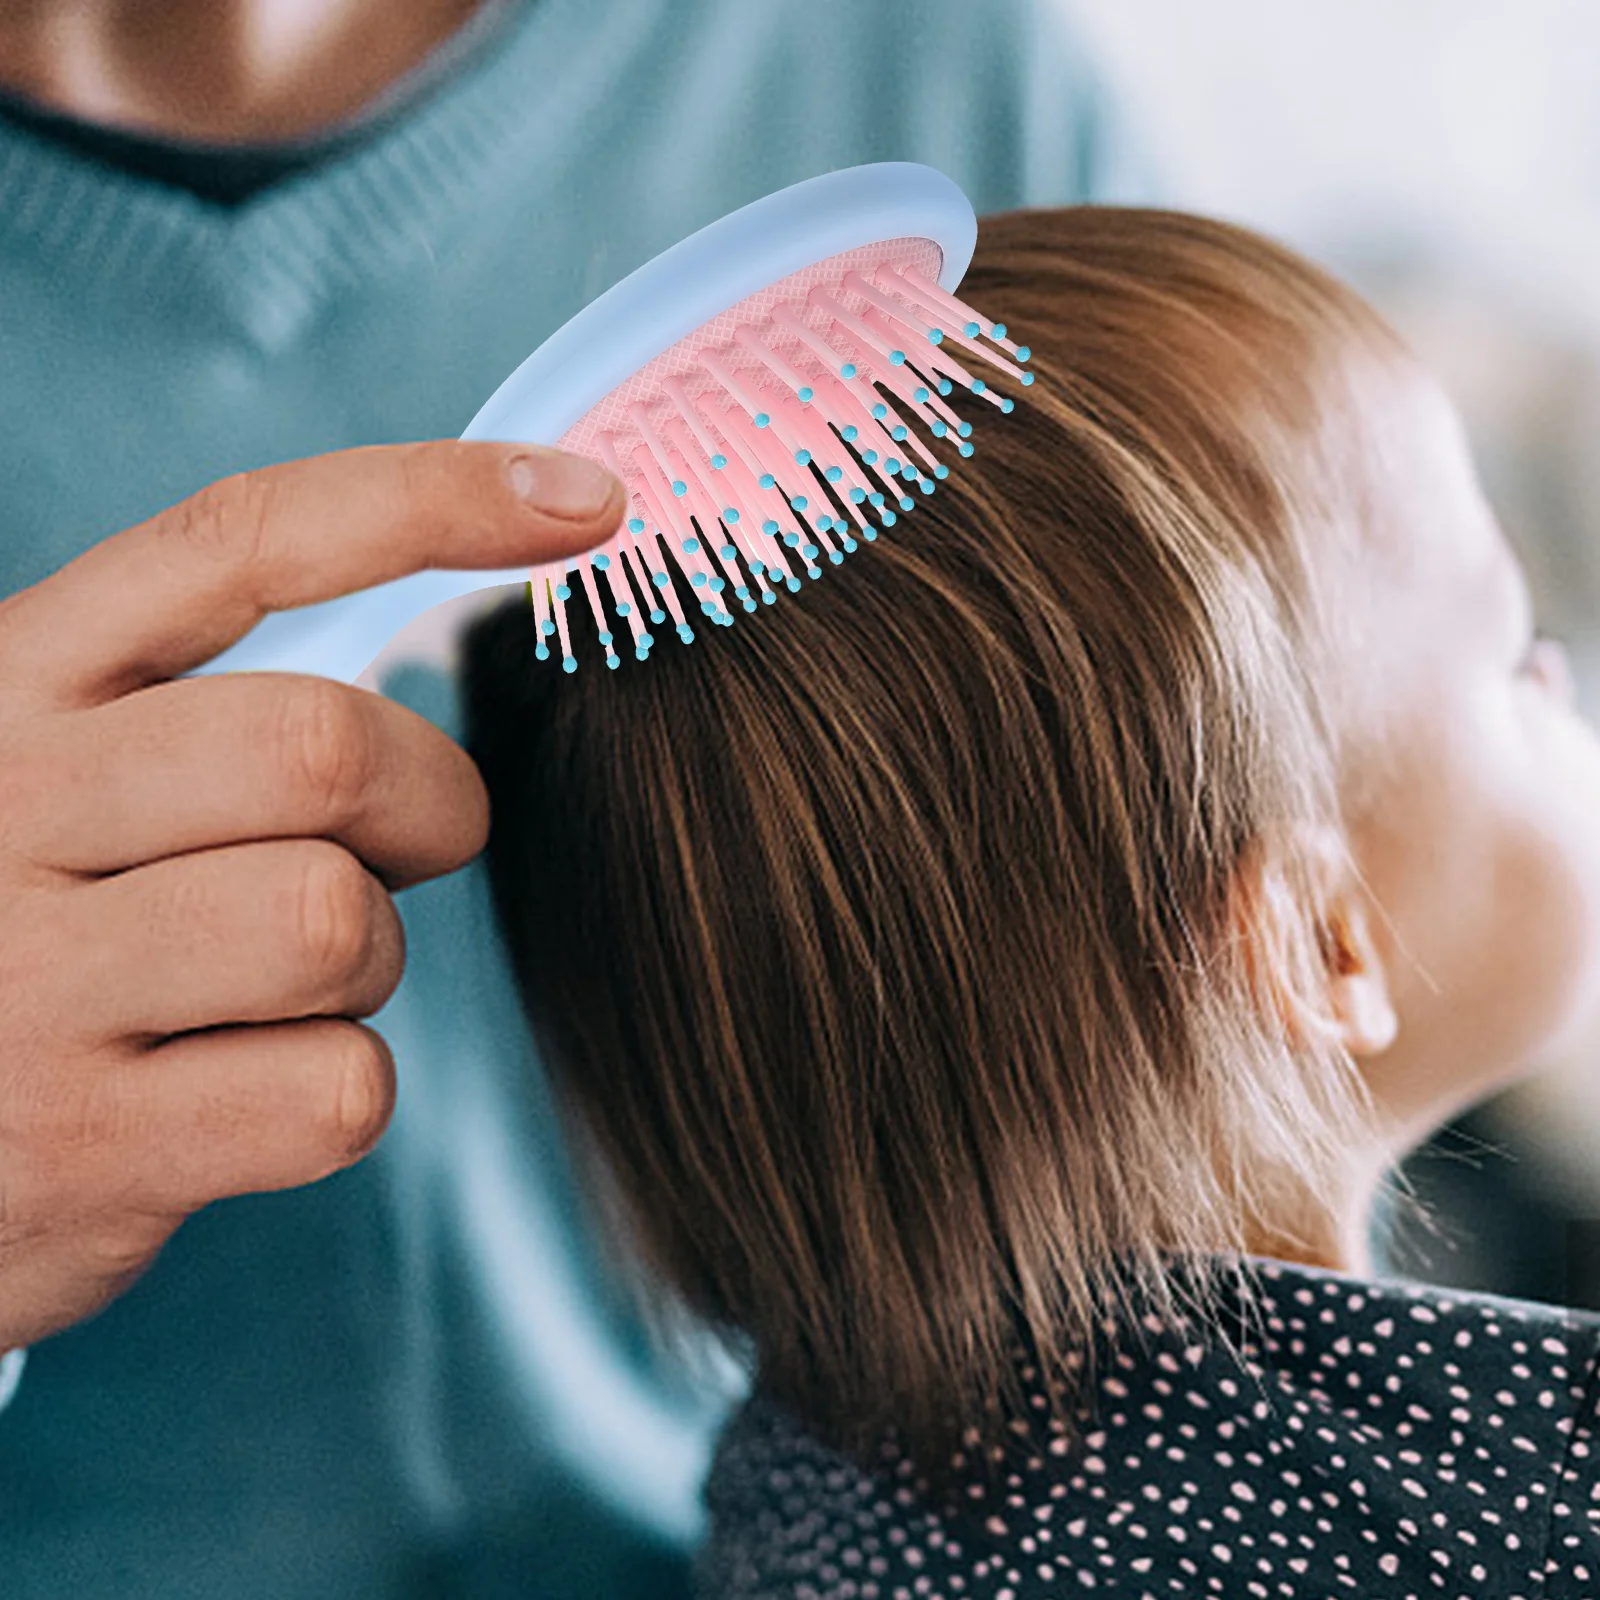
697,1255,1600,1599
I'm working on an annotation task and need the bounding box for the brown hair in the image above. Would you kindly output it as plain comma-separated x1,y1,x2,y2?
458,206,1427,1487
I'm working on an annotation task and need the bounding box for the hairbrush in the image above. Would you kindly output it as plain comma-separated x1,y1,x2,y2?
193,162,1032,683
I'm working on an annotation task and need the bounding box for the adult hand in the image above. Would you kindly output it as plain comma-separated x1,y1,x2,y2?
0,441,621,1350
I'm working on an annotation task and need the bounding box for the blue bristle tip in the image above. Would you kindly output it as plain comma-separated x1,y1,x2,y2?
672,480,687,496
841,362,857,379
593,552,611,569
959,421,973,438
555,583,571,600
1001,398,1015,413
653,572,669,587
959,442,976,458
928,329,944,344
886,457,901,474
635,647,648,660
628,517,645,533
938,380,953,396
826,465,842,482
787,577,801,592
606,655,619,670
1016,346,1032,362
863,449,878,464
618,601,632,616
869,493,884,507
899,495,914,511
863,527,878,541
915,387,929,403
691,573,707,587
754,413,770,428
932,421,947,437
934,463,949,479
724,508,739,523
972,379,987,395
992,323,1007,338
843,537,857,552
536,644,549,660
798,386,813,402
744,599,757,612
842,424,858,441
599,631,613,645
721,544,737,560
539,618,555,635
562,657,577,673
711,453,727,469
710,576,725,592
683,537,700,554
890,350,906,365
795,449,811,465
759,472,776,489
650,608,666,623
793,495,808,510
872,403,887,419
882,510,897,526
763,519,778,535
784,532,799,547
1021,372,1035,386
751,560,766,576
640,632,654,647
762,589,776,603
892,425,907,441
850,487,865,503
964,321,980,337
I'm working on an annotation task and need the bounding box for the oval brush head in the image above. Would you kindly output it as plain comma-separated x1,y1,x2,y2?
193,162,1032,684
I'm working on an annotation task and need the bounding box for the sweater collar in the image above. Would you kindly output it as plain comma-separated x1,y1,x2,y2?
0,0,595,347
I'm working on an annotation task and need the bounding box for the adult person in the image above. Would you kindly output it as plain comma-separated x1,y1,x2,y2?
0,2,1152,1594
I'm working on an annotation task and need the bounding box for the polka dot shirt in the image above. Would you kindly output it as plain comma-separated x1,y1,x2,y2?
694,1254,1600,1598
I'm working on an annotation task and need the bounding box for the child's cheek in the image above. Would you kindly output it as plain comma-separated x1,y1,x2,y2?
1506,701,1600,1061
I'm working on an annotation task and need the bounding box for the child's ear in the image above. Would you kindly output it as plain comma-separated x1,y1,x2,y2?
1230,824,1399,1059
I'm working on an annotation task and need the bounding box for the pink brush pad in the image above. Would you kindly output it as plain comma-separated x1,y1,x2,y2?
554,236,942,461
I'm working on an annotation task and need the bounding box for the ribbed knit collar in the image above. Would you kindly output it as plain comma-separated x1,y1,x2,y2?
0,0,608,348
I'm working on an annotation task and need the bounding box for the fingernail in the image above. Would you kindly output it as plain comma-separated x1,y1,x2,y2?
507,450,618,517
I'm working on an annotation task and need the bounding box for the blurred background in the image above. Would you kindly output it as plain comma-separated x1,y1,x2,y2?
1064,0,1600,1304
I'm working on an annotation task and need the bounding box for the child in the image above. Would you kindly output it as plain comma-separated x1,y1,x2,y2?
458,207,1600,1597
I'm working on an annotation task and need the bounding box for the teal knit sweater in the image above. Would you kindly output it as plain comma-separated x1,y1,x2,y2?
0,3,1150,1594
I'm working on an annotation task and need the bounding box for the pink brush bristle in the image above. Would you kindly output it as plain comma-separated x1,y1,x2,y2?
528,237,1034,671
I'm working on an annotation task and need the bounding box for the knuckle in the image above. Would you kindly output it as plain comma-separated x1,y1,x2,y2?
278,678,373,821
84,1212,172,1282
295,847,377,982
394,441,437,509
323,1025,395,1160
166,471,276,569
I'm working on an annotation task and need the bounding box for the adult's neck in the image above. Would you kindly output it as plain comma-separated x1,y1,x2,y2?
0,0,485,143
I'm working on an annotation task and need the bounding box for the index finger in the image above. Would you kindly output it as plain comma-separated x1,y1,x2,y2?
0,441,622,709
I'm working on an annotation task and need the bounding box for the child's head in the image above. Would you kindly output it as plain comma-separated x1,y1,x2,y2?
458,206,1600,1475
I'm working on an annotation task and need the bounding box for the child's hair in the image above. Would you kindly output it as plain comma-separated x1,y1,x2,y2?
458,206,1432,1484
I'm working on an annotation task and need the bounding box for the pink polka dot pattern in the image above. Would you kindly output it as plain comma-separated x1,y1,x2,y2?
696,1255,1600,1598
